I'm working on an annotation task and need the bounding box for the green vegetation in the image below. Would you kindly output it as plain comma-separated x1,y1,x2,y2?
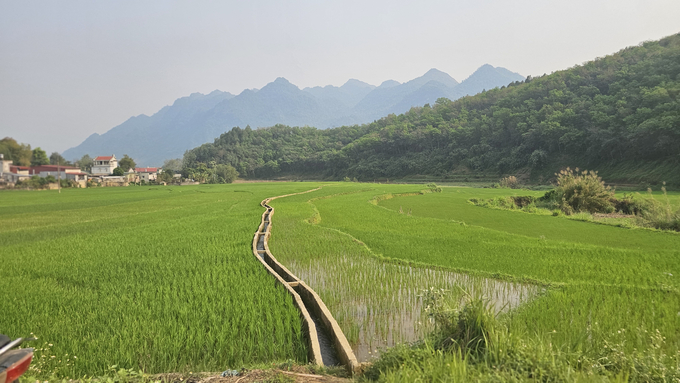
474,171,680,231
112,166,125,176
0,137,33,166
184,33,680,185
4,181,679,381
181,162,239,184
118,155,136,172
268,184,535,361
0,184,319,379
266,184,679,381
30,147,50,166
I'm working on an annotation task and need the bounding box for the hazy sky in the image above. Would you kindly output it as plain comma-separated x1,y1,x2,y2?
1,0,679,155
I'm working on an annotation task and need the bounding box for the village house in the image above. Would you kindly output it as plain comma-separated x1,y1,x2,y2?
135,167,160,183
91,155,118,176
0,154,31,185
29,165,89,187
0,154,90,187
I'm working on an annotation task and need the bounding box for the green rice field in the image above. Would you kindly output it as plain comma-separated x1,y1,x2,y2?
267,184,680,368
0,184,318,378
2,182,679,380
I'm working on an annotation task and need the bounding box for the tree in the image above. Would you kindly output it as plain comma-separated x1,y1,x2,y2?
112,167,125,176
50,152,69,166
158,168,175,184
78,154,93,173
118,155,136,172
214,164,239,183
162,158,183,172
31,147,49,166
0,137,32,166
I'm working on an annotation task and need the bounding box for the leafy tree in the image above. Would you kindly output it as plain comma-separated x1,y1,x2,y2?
162,158,183,172
118,155,136,172
214,164,239,183
78,154,93,173
31,147,49,166
0,137,32,166
158,169,175,184
49,152,70,166
112,167,125,176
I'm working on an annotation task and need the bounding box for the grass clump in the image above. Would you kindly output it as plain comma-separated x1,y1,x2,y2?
497,175,520,189
632,185,680,231
551,167,615,215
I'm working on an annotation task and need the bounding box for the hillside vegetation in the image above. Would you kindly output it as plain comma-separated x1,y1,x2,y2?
185,33,680,185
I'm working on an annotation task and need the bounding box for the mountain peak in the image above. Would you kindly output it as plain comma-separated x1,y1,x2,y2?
342,79,375,89
378,80,401,89
273,77,291,84
260,77,300,93
463,64,524,83
415,68,459,88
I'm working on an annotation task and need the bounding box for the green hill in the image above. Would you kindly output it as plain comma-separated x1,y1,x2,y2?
184,33,680,186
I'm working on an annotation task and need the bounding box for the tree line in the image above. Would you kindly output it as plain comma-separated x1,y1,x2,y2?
183,33,680,185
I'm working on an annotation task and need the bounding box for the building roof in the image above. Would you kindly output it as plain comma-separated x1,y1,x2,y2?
94,156,115,161
10,165,30,173
31,165,80,172
135,167,159,173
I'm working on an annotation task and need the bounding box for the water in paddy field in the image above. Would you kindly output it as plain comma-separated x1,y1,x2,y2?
286,255,539,363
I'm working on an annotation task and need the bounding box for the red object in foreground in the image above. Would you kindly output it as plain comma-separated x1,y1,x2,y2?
1,351,33,383
0,335,34,383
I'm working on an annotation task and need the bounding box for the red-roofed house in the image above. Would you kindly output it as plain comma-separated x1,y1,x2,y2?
135,167,160,183
92,155,118,175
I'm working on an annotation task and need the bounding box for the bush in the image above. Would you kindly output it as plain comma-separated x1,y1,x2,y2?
498,176,519,189
551,168,615,215
634,185,680,231
426,183,442,193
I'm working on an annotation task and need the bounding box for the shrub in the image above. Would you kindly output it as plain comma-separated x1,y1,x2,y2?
426,183,442,193
552,168,615,215
634,185,680,231
498,176,519,189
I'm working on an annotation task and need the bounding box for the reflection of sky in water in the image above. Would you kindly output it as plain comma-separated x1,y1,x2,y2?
286,255,539,362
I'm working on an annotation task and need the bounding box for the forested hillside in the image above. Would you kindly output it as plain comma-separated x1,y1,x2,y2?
184,33,680,185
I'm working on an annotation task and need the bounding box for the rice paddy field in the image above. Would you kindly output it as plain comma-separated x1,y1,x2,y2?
2,182,679,380
0,184,319,379
266,184,680,371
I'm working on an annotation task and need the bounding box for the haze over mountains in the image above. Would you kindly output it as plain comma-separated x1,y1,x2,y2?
63,65,524,166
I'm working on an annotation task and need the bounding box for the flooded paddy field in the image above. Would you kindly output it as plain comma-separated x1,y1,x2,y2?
286,254,538,362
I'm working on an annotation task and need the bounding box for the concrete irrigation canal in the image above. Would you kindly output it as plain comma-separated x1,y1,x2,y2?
252,188,360,374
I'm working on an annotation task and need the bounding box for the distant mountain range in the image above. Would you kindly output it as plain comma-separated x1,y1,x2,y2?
63,65,524,166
